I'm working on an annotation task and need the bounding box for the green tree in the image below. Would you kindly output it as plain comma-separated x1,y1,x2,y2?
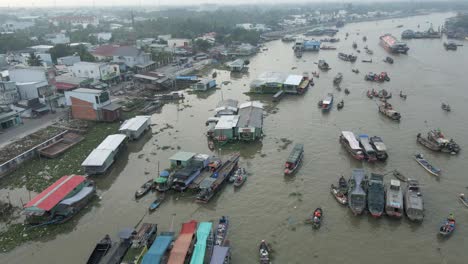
193,39,212,53
27,53,43,66
49,44,73,62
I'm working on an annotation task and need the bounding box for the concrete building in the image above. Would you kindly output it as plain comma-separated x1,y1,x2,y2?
57,55,81,66
112,46,155,70
69,62,120,82
92,32,112,43
91,45,119,61
64,88,121,121
227,59,247,72
45,33,70,45
214,115,239,141
0,110,22,130
169,151,196,167
0,81,19,106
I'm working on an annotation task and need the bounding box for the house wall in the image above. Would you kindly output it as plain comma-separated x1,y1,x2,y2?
70,97,98,120
9,68,47,83
0,81,19,105
64,90,110,109
69,63,102,80
57,56,81,66
16,82,48,100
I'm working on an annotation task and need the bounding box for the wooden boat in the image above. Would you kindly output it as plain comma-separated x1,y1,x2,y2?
337,100,344,110
196,154,240,202
141,231,175,264
414,153,441,176
318,60,330,71
344,88,350,95
208,140,215,151
367,173,385,217
458,194,468,208
338,53,357,62
404,180,424,221
331,181,348,205
215,216,229,246
320,45,337,50
416,133,441,151
233,168,247,187
427,129,460,154
230,167,246,183
399,91,407,99
384,56,394,64
210,244,231,264
366,49,374,55
379,102,401,121
38,132,84,158
339,131,365,160
352,42,357,49
439,215,455,236
284,144,304,175
307,208,323,229
312,71,320,78
87,235,113,264
363,36,367,41
259,240,271,264
352,69,359,74
369,136,388,161
441,103,451,112
367,90,373,99
135,179,154,199
362,59,372,63
392,170,408,182
320,93,334,111
149,193,165,212
348,169,367,215
385,179,403,218
333,73,343,85
358,134,377,162
124,223,157,262
99,228,135,264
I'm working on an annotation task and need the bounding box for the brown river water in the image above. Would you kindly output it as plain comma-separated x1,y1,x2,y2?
1,12,468,264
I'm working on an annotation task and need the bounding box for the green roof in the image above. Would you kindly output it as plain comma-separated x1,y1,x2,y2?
169,151,196,162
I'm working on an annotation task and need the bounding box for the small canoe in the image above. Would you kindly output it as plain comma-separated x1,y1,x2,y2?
86,235,112,264
310,208,323,229
459,195,468,208
439,217,456,236
414,154,441,176
135,179,154,199
259,240,271,264
149,194,165,212
331,184,348,204
233,169,247,187
393,170,408,182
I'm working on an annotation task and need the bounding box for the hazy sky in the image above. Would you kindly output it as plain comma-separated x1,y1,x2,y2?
0,0,430,8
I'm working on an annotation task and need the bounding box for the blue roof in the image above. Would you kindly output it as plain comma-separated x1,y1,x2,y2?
142,233,174,264
209,246,230,264
190,222,213,264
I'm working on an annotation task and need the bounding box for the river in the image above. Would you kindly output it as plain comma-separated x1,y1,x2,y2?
1,12,467,264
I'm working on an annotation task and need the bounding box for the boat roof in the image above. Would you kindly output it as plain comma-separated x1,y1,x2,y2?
238,104,263,128
167,220,198,264
390,179,401,187
284,75,303,86
342,131,361,150
119,116,151,132
170,151,196,162
96,134,127,150
24,175,86,212
351,169,366,195
209,246,230,264
359,134,375,152
190,222,213,264
287,144,304,163
371,137,386,151
323,94,333,104
59,186,94,206
215,115,239,130
142,233,174,264
81,148,113,166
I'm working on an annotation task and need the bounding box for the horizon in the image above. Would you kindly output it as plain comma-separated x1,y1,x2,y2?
0,0,462,9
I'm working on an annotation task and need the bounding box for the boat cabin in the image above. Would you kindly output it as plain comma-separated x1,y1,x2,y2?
210,245,231,264
118,116,151,140
191,79,216,92
359,134,377,161
81,134,127,175
141,232,175,264
167,220,198,264
386,179,403,217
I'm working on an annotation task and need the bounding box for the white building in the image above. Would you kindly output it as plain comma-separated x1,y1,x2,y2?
112,46,153,68
69,62,120,81
57,55,81,66
45,33,70,45
92,32,113,43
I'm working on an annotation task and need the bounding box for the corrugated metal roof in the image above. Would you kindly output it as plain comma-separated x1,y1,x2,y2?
96,134,127,150
170,151,196,162
119,116,151,132
72,88,103,94
239,101,263,109
215,115,239,130
24,175,86,212
81,148,113,166
168,220,198,264
284,75,303,86
237,105,263,128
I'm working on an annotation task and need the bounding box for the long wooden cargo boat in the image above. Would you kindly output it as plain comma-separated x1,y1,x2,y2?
404,180,424,222
38,132,84,158
284,143,304,175
348,169,367,215
339,131,365,160
87,235,113,264
385,179,403,218
167,220,198,264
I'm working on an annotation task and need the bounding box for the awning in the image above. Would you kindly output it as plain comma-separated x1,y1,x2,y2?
59,186,95,205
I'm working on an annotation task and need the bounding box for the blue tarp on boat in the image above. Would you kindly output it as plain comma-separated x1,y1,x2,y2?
141,233,174,264
176,76,198,81
209,246,230,264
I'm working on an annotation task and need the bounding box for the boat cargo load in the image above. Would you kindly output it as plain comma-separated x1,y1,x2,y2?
379,34,409,54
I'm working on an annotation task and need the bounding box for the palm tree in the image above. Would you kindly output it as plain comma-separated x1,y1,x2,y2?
27,52,43,66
